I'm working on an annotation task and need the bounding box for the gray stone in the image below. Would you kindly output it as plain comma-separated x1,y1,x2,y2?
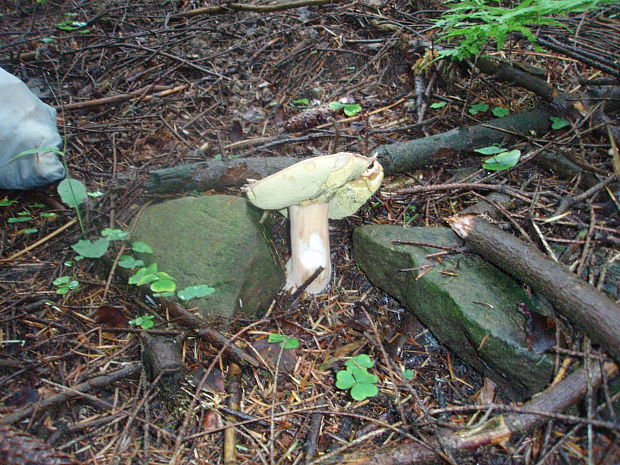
353,225,554,399
132,195,284,319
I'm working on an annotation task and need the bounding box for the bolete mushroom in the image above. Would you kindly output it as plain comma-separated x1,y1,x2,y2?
245,152,383,294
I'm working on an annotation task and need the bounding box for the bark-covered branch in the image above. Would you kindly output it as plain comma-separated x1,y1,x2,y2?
146,106,553,194
446,214,620,363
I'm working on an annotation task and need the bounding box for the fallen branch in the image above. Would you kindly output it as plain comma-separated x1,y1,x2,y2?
146,106,553,194
60,84,189,111
445,214,620,363
163,302,260,368
0,364,141,425
172,0,344,19
323,362,617,465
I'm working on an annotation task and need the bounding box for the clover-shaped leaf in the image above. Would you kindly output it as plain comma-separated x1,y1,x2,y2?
177,285,215,301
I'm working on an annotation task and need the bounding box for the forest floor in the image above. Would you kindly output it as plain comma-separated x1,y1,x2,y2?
1,1,619,464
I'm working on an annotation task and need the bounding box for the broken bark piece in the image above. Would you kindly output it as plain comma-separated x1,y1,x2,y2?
141,333,183,392
446,214,620,363
0,424,81,465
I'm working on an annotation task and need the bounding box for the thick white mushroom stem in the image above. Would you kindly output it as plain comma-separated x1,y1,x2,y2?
286,202,331,294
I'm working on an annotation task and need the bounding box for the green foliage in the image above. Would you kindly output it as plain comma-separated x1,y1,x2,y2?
101,228,129,241
132,241,153,253
482,149,522,171
0,198,17,207
550,116,570,129
430,101,448,109
128,315,155,330
8,216,32,223
336,354,379,401
402,369,414,380
469,102,489,115
177,285,216,301
53,276,79,295
268,333,300,349
329,102,362,117
57,178,88,208
291,98,310,107
492,106,510,117
118,255,144,269
403,205,419,226
71,238,110,258
435,0,606,61
474,144,505,155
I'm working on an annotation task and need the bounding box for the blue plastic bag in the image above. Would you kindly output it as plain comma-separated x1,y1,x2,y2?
0,67,65,189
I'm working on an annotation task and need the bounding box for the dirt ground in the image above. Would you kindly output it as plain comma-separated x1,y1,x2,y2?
1,1,619,464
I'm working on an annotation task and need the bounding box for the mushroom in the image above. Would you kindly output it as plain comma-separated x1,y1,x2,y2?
245,152,383,294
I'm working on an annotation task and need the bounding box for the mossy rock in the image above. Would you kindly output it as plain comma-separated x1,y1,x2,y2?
131,195,284,319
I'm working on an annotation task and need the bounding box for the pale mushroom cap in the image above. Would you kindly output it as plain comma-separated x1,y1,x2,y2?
245,152,383,217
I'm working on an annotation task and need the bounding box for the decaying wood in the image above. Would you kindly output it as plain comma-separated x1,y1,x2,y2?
445,214,620,363
146,107,553,194
141,333,183,392
163,302,260,368
0,364,142,425
326,362,617,465
0,423,81,465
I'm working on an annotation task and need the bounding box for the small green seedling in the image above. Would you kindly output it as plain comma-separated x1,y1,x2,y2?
482,149,521,171
402,369,414,380
118,255,144,269
268,333,300,349
550,116,570,130
430,101,448,109
8,216,32,223
53,276,79,295
290,98,310,107
177,285,216,301
335,354,379,401
71,238,110,258
132,241,153,254
403,205,418,225
128,315,155,330
0,198,17,207
491,107,510,118
468,103,489,115
101,228,129,241
329,102,362,117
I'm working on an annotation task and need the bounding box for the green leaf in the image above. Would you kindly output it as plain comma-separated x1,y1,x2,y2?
132,241,153,253
87,191,104,197
23,228,39,234
291,98,310,106
430,101,448,109
71,238,110,258
345,354,374,369
350,382,378,401
53,276,71,286
8,217,32,223
118,255,144,269
0,199,17,206
28,204,45,208
9,146,62,162
468,103,489,115
41,37,56,44
101,228,129,241
491,107,510,117
352,369,378,385
335,370,356,390
57,178,87,208
140,318,154,329
129,315,155,329
474,145,505,155
482,149,521,171
153,292,175,297
267,333,299,349
128,264,158,285
40,212,57,218
402,369,414,380
342,104,362,117
177,285,216,301
150,279,176,293
550,116,570,130
329,102,345,110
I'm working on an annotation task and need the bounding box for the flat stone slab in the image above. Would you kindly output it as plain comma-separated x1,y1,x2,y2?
132,195,284,319
353,225,554,399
